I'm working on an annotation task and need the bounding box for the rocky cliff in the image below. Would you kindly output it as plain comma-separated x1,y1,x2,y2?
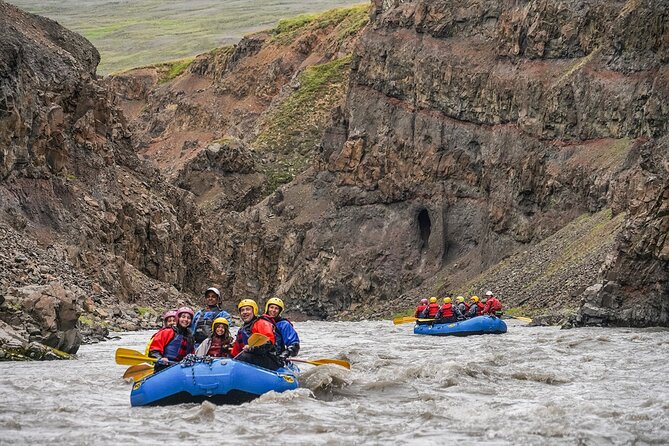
106,0,667,325
1,0,667,360
0,1,205,357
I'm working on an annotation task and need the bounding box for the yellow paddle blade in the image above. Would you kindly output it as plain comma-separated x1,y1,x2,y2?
290,357,351,369
311,358,350,369
511,316,533,323
115,347,157,366
247,333,270,348
123,364,154,379
393,316,417,325
123,364,154,381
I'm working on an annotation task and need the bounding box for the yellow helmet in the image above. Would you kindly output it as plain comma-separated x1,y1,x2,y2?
443,297,452,304
264,297,285,314
456,296,464,303
429,296,437,304
471,296,479,303
237,299,258,316
211,317,229,331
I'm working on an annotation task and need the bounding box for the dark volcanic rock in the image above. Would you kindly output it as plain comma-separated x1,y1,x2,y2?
191,0,668,324
0,1,203,356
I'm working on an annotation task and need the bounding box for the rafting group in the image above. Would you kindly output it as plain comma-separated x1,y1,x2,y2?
415,291,503,324
147,287,300,373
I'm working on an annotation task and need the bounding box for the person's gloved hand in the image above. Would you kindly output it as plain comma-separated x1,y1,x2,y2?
157,357,169,365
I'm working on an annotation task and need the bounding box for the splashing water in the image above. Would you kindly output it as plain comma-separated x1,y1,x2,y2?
1,320,668,445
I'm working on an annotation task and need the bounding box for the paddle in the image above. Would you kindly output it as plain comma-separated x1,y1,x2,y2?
123,364,154,381
392,316,417,325
233,333,271,358
115,347,158,366
289,357,351,369
505,315,533,323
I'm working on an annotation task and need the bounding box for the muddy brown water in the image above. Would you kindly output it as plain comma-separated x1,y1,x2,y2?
1,320,668,445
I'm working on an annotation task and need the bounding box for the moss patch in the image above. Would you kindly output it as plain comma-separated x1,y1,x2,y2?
270,4,369,45
135,306,154,317
255,54,352,152
78,314,94,327
157,57,195,83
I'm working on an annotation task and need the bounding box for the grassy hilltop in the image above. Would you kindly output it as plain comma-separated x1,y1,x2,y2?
7,0,364,74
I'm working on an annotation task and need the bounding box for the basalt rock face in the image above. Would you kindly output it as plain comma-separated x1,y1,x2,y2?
579,138,669,327
193,0,668,323
0,1,200,356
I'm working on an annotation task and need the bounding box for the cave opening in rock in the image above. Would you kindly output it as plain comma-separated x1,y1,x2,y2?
418,208,431,252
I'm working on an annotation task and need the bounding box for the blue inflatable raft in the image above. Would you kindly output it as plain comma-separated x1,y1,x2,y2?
413,315,507,336
130,357,299,407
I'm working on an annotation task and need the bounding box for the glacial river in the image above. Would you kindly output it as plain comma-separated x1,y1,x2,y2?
1,320,668,445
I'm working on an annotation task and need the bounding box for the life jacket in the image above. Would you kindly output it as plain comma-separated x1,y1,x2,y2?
415,304,428,318
206,336,224,357
144,327,169,355
427,303,440,318
230,315,277,357
191,307,232,344
475,302,485,316
485,297,503,314
149,326,194,362
439,303,453,318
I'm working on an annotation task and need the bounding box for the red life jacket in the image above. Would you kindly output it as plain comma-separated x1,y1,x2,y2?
484,297,502,314
475,302,484,316
230,315,276,357
427,303,440,318
207,336,224,357
439,303,453,317
415,304,428,317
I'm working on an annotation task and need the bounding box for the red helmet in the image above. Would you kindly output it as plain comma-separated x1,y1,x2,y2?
420,298,428,304
176,306,194,319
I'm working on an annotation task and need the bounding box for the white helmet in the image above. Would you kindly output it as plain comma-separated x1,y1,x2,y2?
485,291,493,296
205,287,221,298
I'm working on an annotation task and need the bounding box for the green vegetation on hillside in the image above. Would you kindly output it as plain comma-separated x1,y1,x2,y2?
254,55,353,191
271,4,369,45
157,57,195,83
10,0,365,74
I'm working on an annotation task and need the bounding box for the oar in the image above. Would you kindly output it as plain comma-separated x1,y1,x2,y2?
289,357,351,369
506,315,533,323
115,347,158,366
123,364,154,381
233,333,271,358
392,316,417,325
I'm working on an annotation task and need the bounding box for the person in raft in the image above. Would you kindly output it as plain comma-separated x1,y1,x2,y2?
230,299,282,371
465,295,485,319
190,287,232,347
195,317,234,358
435,297,456,323
263,297,300,363
148,306,195,372
415,298,428,318
419,296,440,319
144,309,177,355
454,296,468,320
483,291,503,316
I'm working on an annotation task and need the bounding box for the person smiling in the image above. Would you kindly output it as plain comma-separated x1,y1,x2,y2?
230,299,281,371
148,306,195,372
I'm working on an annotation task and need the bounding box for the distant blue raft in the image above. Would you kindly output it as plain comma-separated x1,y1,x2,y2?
413,315,507,336
130,357,299,407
